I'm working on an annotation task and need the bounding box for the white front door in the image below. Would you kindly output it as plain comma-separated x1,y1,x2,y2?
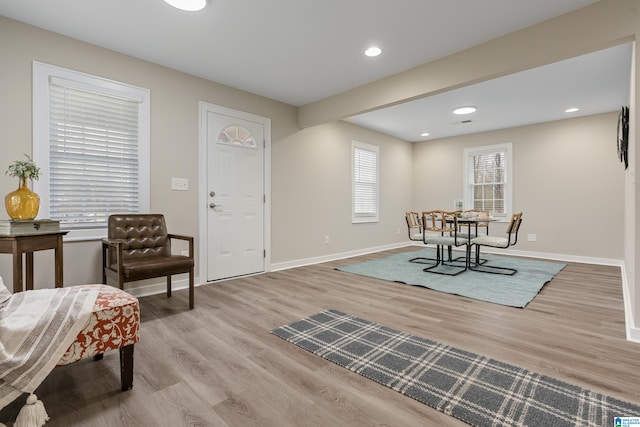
204,106,266,281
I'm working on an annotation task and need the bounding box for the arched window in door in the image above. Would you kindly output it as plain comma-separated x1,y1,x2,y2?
217,124,257,149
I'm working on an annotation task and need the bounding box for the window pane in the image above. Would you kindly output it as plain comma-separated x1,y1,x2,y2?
352,142,379,222
471,151,506,215
49,82,141,229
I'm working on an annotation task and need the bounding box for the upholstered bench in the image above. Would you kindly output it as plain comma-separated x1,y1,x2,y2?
57,285,140,391
1,280,140,426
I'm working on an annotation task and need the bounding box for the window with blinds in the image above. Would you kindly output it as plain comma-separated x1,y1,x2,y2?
33,62,150,239
463,143,512,218
352,140,379,223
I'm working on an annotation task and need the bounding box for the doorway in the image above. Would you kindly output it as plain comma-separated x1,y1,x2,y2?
199,102,271,282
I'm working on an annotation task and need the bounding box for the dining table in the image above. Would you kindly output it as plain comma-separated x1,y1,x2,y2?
454,215,497,269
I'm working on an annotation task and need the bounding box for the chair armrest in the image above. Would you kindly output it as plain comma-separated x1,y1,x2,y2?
168,234,194,258
102,239,127,284
102,238,126,247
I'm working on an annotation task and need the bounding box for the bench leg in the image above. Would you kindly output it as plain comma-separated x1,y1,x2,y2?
120,344,135,391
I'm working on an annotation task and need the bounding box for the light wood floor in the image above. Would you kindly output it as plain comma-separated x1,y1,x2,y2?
2,246,639,426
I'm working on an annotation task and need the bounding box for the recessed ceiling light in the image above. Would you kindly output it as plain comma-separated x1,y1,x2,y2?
453,106,477,115
421,132,430,137
365,46,382,57
163,0,206,11
565,107,580,113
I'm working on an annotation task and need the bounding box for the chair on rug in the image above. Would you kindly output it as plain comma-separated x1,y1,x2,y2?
459,209,490,236
469,211,523,275
412,210,468,276
102,214,195,309
405,211,423,242
407,210,447,265
459,209,491,265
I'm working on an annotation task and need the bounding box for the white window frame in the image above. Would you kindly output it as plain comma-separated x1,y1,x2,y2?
463,143,512,219
352,140,379,223
33,61,150,241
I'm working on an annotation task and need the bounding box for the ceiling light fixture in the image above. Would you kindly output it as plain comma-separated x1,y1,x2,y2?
163,0,206,11
365,46,382,57
421,132,430,137
453,106,477,115
565,107,579,113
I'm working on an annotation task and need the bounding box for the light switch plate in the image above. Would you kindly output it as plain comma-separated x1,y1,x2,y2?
171,177,189,191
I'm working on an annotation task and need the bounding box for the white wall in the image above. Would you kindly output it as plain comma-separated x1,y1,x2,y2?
272,120,413,265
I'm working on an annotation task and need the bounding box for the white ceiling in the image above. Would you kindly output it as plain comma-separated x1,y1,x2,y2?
346,43,633,141
0,0,631,141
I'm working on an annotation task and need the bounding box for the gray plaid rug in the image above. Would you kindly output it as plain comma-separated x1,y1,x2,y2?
272,309,640,426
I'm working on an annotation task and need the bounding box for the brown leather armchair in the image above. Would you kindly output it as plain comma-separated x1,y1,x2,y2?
102,214,195,309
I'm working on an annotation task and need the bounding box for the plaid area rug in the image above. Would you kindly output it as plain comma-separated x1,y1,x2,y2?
272,310,640,427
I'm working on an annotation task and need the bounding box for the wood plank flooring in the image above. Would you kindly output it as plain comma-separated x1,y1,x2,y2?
2,246,639,426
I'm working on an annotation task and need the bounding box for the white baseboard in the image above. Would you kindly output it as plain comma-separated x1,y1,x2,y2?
270,242,409,271
122,277,199,300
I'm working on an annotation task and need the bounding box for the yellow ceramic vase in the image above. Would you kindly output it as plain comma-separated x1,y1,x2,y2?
5,178,40,220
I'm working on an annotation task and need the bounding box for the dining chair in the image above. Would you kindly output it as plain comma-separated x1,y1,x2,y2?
406,210,441,264
411,210,468,276
469,212,523,275
459,209,490,236
405,211,423,241
459,209,490,264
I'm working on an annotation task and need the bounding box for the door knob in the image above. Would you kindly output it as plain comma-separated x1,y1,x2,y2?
209,203,222,209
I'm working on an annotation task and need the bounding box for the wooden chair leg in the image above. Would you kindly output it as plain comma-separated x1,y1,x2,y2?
120,344,134,391
189,268,194,310
166,276,172,298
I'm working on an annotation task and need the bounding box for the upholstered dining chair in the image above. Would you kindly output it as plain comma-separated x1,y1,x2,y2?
469,211,523,275
407,210,446,265
410,210,468,276
459,209,491,265
102,214,195,309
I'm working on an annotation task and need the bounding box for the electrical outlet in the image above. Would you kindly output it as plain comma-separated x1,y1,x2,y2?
171,177,189,191
527,234,537,242
325,235,330,245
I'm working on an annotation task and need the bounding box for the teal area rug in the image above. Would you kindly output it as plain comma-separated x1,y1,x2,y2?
337,249,566,308
272,310,640,427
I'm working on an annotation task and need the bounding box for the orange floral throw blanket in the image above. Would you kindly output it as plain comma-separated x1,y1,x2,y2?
0,277,98,417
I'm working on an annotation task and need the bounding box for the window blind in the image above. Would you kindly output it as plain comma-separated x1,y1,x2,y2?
49,80,141,229
471,151,505,214
353,145,378,219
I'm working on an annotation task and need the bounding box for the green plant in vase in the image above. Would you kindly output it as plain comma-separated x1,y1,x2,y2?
5,154,41,220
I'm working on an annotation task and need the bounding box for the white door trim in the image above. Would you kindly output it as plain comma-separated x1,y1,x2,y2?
198,101,272,283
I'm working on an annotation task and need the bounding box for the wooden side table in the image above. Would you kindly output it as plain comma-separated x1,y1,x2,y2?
0,231,68,293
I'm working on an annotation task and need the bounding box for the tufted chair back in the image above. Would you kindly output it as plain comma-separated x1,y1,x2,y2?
107,214,171,261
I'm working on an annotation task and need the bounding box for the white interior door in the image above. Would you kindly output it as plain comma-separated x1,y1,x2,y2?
205,109,265,281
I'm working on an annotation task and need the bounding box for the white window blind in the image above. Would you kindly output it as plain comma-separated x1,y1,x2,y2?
33,61,150,240
48,82,141,228
352,141,379,223
463,143,512,218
